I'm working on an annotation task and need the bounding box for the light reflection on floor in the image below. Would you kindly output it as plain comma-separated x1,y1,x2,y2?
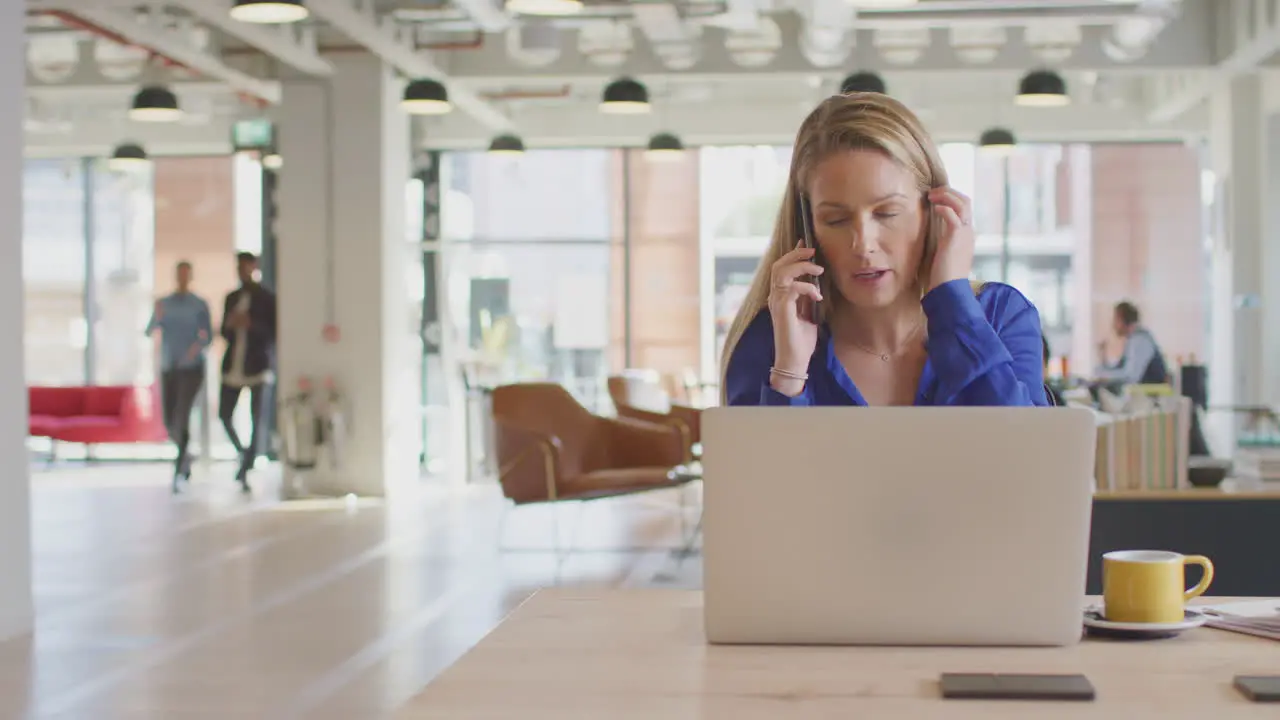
4,463,696,719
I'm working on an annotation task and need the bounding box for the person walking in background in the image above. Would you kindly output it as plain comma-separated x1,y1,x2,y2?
220,252,276,492
1094,300,1170,387
146,260,212,493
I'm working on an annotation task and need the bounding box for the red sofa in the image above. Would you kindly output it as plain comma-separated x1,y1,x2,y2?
28,385,168,445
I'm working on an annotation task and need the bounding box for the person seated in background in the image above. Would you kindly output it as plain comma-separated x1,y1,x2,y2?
720,93,1048,407
1043,335,1065,407
1094,301,1169,387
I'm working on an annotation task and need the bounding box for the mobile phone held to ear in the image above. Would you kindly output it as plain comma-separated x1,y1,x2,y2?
796,194,822,323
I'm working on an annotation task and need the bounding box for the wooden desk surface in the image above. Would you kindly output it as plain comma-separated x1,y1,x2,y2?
398,589,1277,719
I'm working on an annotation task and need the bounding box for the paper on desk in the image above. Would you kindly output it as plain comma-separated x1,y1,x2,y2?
1196,599,1280,617
1196,599,1280,641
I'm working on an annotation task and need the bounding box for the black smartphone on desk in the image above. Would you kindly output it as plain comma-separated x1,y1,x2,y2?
796,194,822,324
940,673,1095,701
1235,676,1280,702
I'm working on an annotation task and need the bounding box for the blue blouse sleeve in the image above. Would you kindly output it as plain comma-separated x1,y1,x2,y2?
921,280,1048,407
724,311,814,406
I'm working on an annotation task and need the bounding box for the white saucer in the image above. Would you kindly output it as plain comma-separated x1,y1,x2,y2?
1083,607,1207,638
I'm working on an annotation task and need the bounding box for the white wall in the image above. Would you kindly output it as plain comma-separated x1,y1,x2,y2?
0,0,35,641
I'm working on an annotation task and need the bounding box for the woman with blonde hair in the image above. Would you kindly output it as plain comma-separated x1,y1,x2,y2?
721,93,1048,407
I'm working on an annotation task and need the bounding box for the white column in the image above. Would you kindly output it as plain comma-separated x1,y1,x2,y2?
275,55,418,497
1264,111,1280,406
1207,75,1265,421
0,0,34,640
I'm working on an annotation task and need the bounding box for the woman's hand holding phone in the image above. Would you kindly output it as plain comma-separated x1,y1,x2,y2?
767,246,824,396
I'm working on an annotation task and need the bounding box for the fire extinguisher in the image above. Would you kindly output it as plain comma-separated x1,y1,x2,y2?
281,377,322,471
315,376,347,471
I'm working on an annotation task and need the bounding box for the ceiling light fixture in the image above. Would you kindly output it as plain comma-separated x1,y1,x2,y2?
504,0,583,16
844,0,919,7
1015,70,1070,107
402,79,452,115
645,132,685,161
978,127,1017,155
108,142,150,171
600,78,650,114
129,85,182,122
488,134,526,155
840,71,887,95
230,0,309,23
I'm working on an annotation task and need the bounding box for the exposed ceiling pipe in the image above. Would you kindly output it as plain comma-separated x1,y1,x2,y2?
799,0,856,68
479,84,573,100
631,4,702,70
1101,0,1180,61
305,0,510,130
31,9,271,108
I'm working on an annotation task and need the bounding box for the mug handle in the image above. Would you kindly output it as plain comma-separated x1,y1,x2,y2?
1182,555,1214,601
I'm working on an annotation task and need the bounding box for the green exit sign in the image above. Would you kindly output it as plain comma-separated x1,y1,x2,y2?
232,118,274,150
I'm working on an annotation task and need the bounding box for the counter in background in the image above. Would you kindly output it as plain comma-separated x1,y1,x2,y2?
1089,486,1280,596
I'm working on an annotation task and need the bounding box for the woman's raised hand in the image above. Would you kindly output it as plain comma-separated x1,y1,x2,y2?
766,246,824,396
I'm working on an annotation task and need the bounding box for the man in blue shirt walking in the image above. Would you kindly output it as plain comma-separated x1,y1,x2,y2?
146,260,212,492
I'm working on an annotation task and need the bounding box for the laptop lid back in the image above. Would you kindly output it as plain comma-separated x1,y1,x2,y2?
701,406,1096,646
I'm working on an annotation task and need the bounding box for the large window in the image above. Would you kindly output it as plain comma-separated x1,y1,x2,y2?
442,149,616,408
23,158,88,386
23,157,157,388
699,146,793,379
962,143,1074,344
92,163,155,386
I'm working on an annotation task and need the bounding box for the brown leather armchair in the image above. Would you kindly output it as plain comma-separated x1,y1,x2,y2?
607,373,701,462
492,383,689,505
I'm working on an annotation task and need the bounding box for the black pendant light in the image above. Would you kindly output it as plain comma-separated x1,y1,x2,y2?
130,85,182,122
230,0,309,23
402,79,452,115
600,78,650,114
840,72,887,95
488,134,526,155
645,132,684,161
979,127,1016,154
108,142,149,171
1016,70,1069,107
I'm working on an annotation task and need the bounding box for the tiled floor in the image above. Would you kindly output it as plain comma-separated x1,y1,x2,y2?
4,462,698,719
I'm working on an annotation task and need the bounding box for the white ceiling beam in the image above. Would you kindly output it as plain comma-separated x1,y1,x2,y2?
715,0,762,31
27,79,231,100
442,12,1211,82
25,112,236,157
29,2,281,103
304,0,511,130
1147,0,1280,123
448,0,511,34
418,97,1203,149
169,0,334,76
633,3,693,45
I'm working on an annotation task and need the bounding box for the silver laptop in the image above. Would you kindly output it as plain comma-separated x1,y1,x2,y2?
701,406,1096,647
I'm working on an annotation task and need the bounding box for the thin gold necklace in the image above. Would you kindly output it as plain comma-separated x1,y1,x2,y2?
845,315,925,363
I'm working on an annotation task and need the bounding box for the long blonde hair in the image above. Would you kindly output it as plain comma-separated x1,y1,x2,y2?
718,92,977,399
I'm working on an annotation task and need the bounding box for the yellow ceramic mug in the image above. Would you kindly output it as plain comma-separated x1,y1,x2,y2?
1102,550,1214,624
